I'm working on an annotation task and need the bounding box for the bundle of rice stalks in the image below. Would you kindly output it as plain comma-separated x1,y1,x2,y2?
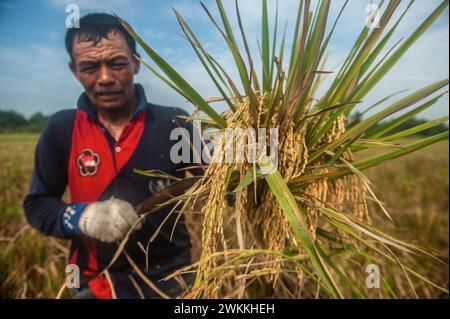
117,0,449,298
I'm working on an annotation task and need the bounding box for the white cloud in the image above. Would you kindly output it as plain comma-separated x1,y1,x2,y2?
0,44,81,115
146,0,449,120
362,24,449,119
1,1,448,121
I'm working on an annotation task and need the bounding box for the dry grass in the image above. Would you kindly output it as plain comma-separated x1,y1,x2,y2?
0,134,447,298
364,140,449,298
0,134,69,298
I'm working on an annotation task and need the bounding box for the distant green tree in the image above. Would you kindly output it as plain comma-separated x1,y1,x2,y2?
0,110,49,133
0,109,447,136
391,117,448,136
347,111,364,127
27,112,49,133
364,117,448,138
0,110,28,132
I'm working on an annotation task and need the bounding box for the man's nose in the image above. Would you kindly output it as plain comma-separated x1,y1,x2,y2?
97,65,115,86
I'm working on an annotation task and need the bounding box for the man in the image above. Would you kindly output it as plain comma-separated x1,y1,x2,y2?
23,13,199,299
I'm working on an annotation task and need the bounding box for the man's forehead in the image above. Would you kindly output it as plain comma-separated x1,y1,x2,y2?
72,30,131,61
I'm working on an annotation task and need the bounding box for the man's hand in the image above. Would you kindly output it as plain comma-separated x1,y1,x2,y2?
78,197,142,243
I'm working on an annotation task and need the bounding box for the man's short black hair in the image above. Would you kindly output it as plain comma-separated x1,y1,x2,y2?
65,13,137,60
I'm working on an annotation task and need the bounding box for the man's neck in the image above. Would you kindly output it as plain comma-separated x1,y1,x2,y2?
97,97,137,141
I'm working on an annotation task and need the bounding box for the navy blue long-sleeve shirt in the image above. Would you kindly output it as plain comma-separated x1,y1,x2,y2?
23,83,202,298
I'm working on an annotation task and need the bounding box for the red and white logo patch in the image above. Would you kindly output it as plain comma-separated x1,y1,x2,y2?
77,149,100,176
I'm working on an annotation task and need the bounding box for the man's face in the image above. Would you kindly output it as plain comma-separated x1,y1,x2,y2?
70,30,140,113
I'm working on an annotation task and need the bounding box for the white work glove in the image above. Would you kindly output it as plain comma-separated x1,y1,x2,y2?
78,197,142,243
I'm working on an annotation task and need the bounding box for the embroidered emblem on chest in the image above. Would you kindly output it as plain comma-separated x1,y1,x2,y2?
77,149,100,176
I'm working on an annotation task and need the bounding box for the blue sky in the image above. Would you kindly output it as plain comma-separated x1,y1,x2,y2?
0,0,448,121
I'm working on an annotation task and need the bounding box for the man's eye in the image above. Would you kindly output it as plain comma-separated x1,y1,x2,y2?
81,66,96,73
110,63,127,69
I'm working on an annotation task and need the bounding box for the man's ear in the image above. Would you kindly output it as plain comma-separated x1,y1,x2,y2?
133,53,140,75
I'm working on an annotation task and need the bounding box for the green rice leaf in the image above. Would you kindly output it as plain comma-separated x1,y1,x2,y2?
263,161,343,298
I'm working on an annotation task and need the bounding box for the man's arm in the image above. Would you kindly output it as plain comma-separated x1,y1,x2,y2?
23,111,80,239
23,110,142,242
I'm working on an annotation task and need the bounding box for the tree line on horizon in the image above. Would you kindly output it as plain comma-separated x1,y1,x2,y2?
0,109,448,137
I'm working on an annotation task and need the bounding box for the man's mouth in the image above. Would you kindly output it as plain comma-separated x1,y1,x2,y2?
97,91,122,97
